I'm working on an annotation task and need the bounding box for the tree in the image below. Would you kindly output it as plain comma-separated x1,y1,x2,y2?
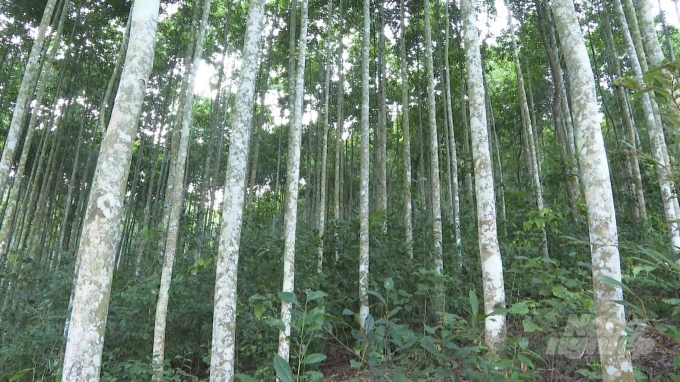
461,0,506,351
61,1,161,379
400,0,413,259
423,0,443,278
359,0,371,327
0,0,57,245
152,0,212,378
551,0,634,379
209,0,267,378
278,0,309,361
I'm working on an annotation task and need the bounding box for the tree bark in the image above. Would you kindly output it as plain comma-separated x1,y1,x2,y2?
461,0,506,351
61,1,160,379
209,0,266,379
358,0,371,328
278,0,308,361
0,0,58,199
552,0,635,379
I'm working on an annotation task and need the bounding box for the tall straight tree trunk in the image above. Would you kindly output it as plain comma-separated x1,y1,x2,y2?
552,0,634,379
424,0,443,277
209,0,266,378
601,9,646,222
535,0,581,221
317,0,332,273
636,0,665,67
152,0,211,377
278,0,308,361
507,8,548,259
358,0,371,328
658,0,676,61
61,1,160,379
100,8,132,132
0,15,72,260
334,0,344,262
400,0,413,259
375,0,387,217
613,0,680,250
443,0,460,250
461,0,506,351
460,69,474,203
160,0,202,238
0,0,57,198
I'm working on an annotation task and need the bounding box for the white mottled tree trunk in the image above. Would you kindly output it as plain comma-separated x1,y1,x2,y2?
0,0,70,260
507,8,549,259
0,0,57,220
317,0,332,274
613,0,680,251
461,0,506,351
552,0,634,379
334,0,344,263
278,0,308,361
375,0,387,216
209,0,266,379
61,1,160,380
152,0,212,379
444,0,460,251
359,0,371,328
400,0,413,259
423,0,443,276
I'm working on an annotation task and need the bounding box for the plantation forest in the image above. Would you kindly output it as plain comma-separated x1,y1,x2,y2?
2,0,680,380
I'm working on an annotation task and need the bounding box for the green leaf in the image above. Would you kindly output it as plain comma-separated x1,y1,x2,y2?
388,306,402,318
632,265,656,278
305,370,324,381
306,290,328,301
384,277,394,291
522,319,542,333
367,290,387,306
363,314,375,333
469,290,479,320
350,359,363,368
552,286,570,299
518,354,534,369
509,301,529,315
278,291,296,304
600,275,627,291
235,374,260,382
301,353,327,364
9,369,32,382
435,367,454,378
518,337,529,349
342,308,354,315
253,302,264,319
273,354,294,382
673,354,680,368
264,317,286,332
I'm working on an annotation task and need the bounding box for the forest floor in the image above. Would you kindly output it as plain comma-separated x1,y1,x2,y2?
319,330,680,381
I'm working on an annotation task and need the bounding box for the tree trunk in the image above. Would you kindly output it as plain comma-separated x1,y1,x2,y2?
507,8,549,259
358,0,371,328
424,0,443,278
209,0,265,379
461,0,506,351
317,0,333,273
552,0,635,379
0,0,57,198
152,0,211,378
613,0,680,251
601,8,646,222
278,0,308,361
400,0,413,259
61,1,160,379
